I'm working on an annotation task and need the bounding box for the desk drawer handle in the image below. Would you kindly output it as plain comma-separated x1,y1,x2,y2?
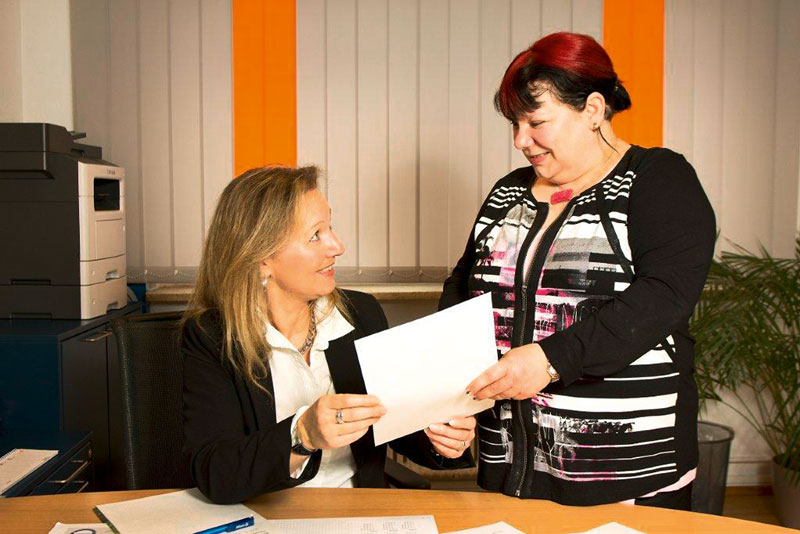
72,480,90,493
82,329,112,342
48,460,89,484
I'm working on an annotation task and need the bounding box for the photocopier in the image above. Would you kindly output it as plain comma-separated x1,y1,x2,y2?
0,123,127,319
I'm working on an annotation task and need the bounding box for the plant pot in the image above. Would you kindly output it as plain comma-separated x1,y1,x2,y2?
691,421,734,515
772,456,800,529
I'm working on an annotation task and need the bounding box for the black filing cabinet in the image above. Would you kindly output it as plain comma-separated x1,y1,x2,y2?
0,430,93,496
0,303,141,490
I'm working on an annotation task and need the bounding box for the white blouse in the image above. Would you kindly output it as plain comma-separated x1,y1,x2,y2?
266,298,358,488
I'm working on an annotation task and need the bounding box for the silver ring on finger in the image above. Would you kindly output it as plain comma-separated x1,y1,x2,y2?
461,440,467,450
335,409,345,425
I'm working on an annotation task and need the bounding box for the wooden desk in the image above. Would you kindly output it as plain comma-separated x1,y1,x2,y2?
0,488,795,533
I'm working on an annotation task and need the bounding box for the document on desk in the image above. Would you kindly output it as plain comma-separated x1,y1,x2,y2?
94,488,271,534
265,515,438,534
569,522,645,534
49,522,114,534
355,293,496,445
443,521,525,533
0,448,58,495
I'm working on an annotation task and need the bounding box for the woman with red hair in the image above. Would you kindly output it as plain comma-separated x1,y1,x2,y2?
441,32,715,509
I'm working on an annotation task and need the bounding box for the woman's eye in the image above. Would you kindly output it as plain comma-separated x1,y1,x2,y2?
529,121,543,128
310,231,320,242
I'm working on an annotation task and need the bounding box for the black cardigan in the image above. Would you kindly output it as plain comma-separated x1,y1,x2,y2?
182,289,469,504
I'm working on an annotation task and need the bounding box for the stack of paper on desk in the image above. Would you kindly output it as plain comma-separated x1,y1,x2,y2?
355,293,497,445
94,488,270,534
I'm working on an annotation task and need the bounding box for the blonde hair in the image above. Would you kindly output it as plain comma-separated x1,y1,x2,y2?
185,165,349,391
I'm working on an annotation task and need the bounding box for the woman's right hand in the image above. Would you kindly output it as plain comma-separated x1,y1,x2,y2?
297,394,387,450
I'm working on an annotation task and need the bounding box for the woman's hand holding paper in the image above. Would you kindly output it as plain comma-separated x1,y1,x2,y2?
424,416,477,458
299,393,387,450
466,343,551,401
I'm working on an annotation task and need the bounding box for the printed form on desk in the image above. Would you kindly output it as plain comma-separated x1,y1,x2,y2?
265,515,438,533
355,293,497,445
0,448,58,495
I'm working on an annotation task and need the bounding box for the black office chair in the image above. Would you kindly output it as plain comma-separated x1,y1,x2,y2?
111,311,429,490
112,312,193,490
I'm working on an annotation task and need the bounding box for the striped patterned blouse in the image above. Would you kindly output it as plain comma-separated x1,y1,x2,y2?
440,145,716,505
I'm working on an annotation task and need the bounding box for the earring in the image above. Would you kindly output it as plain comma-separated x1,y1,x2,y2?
261,277,268,290
593,123,600,131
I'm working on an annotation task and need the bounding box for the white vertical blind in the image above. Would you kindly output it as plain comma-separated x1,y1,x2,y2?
297,0,603,280
664,0,800,258
71,0,233,282
664,0,800,487
70,0,798,282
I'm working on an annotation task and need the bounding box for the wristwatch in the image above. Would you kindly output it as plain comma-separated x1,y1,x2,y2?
545,358,561,383
290,415,318,456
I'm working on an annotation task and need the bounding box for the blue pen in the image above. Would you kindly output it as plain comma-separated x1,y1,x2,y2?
193,516,255,534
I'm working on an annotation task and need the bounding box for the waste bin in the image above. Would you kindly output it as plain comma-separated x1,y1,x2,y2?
692,421,734,515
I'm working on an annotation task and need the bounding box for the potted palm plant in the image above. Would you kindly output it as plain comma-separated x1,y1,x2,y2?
691,238,800,527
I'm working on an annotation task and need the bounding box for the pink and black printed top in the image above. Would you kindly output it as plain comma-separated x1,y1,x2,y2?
440,146,716,505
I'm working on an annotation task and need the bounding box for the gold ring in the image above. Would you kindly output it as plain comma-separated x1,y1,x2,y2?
336,409,345,425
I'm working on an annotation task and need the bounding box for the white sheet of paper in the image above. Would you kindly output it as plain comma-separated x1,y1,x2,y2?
95,488,271,534
0,448,58,495
265,515,438,534
49,522,114,534
443,521,525,533
355,293,496,445
570,522,645,534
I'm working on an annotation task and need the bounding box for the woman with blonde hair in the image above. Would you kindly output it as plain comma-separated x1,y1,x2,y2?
182,166,475,504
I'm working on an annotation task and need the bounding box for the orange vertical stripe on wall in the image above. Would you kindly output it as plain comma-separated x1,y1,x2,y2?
603,0,664,148
233,0,296,175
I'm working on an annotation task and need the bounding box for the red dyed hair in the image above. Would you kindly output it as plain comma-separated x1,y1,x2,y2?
494,32,630,122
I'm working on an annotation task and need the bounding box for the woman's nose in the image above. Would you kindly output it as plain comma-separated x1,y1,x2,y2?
513,126,532,150
328,230,345,257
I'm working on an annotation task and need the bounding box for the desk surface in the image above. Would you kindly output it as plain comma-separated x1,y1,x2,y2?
0,487,794,533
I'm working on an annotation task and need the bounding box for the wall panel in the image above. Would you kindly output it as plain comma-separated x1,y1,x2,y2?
325,0,359,267
138,0,173,269
572,0,603,42
356,0,389,268
541,0,571,35
169,0,203,268
665,0,800,486
296,0,327,176
480,0,512,199
418,0,450,271
387,0,419,269
297,0,593,278
71,0,233,281
447,0,481,266
666,0,798,256
107,0,142,269
509,0,542,171
774,0,800,256
691,1,723,226
201,0,234,230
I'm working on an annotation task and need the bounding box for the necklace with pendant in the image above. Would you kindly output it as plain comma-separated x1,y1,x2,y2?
548,141,620,205
297,311,317,354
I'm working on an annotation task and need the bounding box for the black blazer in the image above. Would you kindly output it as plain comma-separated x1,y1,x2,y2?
182,290,470,504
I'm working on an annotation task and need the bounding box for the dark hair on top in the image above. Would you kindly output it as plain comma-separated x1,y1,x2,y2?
494,32,631,122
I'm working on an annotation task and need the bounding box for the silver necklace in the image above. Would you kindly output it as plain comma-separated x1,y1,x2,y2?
297,312,317,354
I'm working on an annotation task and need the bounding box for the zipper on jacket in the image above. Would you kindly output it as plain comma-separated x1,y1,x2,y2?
508,198,576,497
501,197,546,498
